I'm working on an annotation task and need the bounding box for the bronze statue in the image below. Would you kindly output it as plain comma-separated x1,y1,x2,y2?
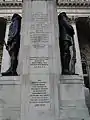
1,13,22,76
69,37,76,74
56,0,58,4
58,12,76,74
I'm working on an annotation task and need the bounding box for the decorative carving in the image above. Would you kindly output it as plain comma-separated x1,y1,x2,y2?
57,0,90,7
0,1,22,8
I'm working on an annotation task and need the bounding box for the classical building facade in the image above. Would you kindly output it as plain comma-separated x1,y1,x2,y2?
0,0,90,120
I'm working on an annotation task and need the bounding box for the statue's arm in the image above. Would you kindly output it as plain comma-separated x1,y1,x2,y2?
8,20,19,43
6,20,19,51
62,19,74,34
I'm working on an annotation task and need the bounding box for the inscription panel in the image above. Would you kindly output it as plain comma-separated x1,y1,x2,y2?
28,1,51,110
30,57,48,68
30,13,49,49
29,78,50,110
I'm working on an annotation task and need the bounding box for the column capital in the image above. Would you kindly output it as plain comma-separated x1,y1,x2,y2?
3,16,12,23
69,16,79,23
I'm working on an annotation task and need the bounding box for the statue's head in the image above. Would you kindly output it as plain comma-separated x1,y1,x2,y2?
58,12,70,22
58,12,66,20
12,13,22,21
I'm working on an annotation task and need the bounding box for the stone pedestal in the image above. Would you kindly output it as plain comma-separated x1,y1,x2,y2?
58,21,90,119
0,76,20,120
20,0,60,120
59,75,90,120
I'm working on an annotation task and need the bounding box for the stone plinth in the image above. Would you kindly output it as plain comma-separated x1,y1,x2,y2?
20,0,60,120
0,76,20,120
59,75,90,120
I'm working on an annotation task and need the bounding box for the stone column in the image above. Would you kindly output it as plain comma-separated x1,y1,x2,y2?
1,21,10,73
72,22,83,77
20,0,60,120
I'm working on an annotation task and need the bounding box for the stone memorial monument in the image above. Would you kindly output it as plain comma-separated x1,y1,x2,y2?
0,0,90,120
19,0,60,120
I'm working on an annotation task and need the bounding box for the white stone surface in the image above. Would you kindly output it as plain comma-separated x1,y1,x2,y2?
0,76,20,120
59,75,90,120
20,0,60,120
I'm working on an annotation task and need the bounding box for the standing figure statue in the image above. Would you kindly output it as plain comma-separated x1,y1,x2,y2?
56,0,58,4
58,12,76,74
69,36,76,74
1,13,22,76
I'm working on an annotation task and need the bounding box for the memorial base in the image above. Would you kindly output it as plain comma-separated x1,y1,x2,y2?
0,76,20,120
20,0,60,120
59,75,90,120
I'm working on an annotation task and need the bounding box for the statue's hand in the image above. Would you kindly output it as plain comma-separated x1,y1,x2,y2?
6,45,9,51
6,45,12,56
6,45,11,52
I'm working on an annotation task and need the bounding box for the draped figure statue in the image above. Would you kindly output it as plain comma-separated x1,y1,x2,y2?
1,13,22,76
58,12,76,74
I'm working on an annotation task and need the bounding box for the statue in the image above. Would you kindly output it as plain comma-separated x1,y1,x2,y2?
56,0,58,4
69,37,76,74
58,12,76,74
1,13,22,76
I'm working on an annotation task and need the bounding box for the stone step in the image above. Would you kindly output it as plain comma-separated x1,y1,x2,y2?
59,117,90,120
60,107,90,119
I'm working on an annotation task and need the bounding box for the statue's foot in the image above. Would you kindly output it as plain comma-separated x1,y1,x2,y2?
62,69,70,75
1,71,18,76
12,72,18,76
71,73,79,75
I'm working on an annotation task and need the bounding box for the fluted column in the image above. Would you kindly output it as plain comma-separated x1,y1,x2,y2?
71,21,83,77
1,21,10,73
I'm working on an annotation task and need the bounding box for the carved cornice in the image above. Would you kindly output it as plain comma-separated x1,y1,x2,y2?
57,0,90,7
0,1,22,8
5,16,12,22
0,1,90,8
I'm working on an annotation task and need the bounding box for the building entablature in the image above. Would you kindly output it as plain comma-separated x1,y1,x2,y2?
0,0,90,23
0,0,22,8
0,1,22,19
57,7,90,21
57,0,90,22
0,0,90,8
58,0,90,7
